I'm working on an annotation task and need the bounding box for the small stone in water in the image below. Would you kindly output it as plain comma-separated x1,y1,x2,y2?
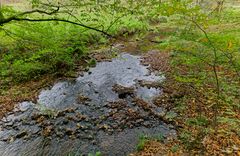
65,128,75,135
65,108,76,113
5,121,14,127
15,131,28,139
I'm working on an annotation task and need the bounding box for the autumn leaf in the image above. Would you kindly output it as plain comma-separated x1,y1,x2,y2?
227,41,233,50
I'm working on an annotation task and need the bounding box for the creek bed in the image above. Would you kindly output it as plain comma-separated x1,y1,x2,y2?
0,53,176,156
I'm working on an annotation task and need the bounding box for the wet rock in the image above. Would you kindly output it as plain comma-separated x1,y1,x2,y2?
135,119,144,124
41,120,52,127
111,123,119,129
56,111,65,117
107,100,127,109
12,122,22,130
15,131,28,139
66,115,77,121
77,123,89,130
95,105,101,109
21,119,31,126
133,98,152,110
8,137,15,143
61,118,69,125
126,123,134,128
77,94,91,103
151,107,166,118
6,113,14,120
0,130,14,142
112,84,135,99
127,108,140,118
99,115,107,121
21,133,31,141
1,117,7,123
143,121,153,128
76,113,87,121
18,102,33,112
69,135,76,139
87,135,94,140
98,124,111,130
138,80,162,88
91,140,97,145
31,126,41,135
65,128,76,136
42,126,53,137
56,131,64,138
4,121,14,127
64,108,76,113
31,113,42,120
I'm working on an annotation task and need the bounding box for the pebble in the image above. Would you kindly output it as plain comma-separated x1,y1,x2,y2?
42,126,53,137
5,121,14,127
8,137,15,143
87,135,93,140
56,131,64,138
56,111,65,117
91,140,97,145
65,128,75,135
143,121,151,127
15,131,28,139
62,119,69,125
64,108,75,113
18,102,33,112
1,117,7,123
31,126,41,135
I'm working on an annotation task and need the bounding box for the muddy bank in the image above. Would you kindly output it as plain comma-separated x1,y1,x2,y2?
0,53,176,156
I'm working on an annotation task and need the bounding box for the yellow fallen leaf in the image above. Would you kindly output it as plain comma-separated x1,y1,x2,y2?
227,41,233,50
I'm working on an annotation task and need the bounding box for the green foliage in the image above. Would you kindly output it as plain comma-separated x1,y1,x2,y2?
0,2,149,85
136,132,166,151
137,134,148,151
165,111,177,121
179,129,205,150
36,103,57,118
171,144,180,153
155,133,165,142
186,116,209,126
88,151,101,156
178,130,193,149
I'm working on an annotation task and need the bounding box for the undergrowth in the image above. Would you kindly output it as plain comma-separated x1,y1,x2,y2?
0,8,148,88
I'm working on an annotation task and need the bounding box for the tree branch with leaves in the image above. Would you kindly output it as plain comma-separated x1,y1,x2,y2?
0,0,114,37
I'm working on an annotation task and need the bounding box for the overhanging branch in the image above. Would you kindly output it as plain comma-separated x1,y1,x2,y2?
0,6,112,37
0,17,112,37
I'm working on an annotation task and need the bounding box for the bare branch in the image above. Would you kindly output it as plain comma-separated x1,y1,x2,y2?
16,7,60,17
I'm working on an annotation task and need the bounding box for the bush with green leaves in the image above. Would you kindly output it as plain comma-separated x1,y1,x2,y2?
0,1,149,85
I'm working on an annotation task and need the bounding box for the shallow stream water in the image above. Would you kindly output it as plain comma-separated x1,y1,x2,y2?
0,53,175,156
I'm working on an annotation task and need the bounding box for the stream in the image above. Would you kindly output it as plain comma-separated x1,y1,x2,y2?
0,53,176,156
